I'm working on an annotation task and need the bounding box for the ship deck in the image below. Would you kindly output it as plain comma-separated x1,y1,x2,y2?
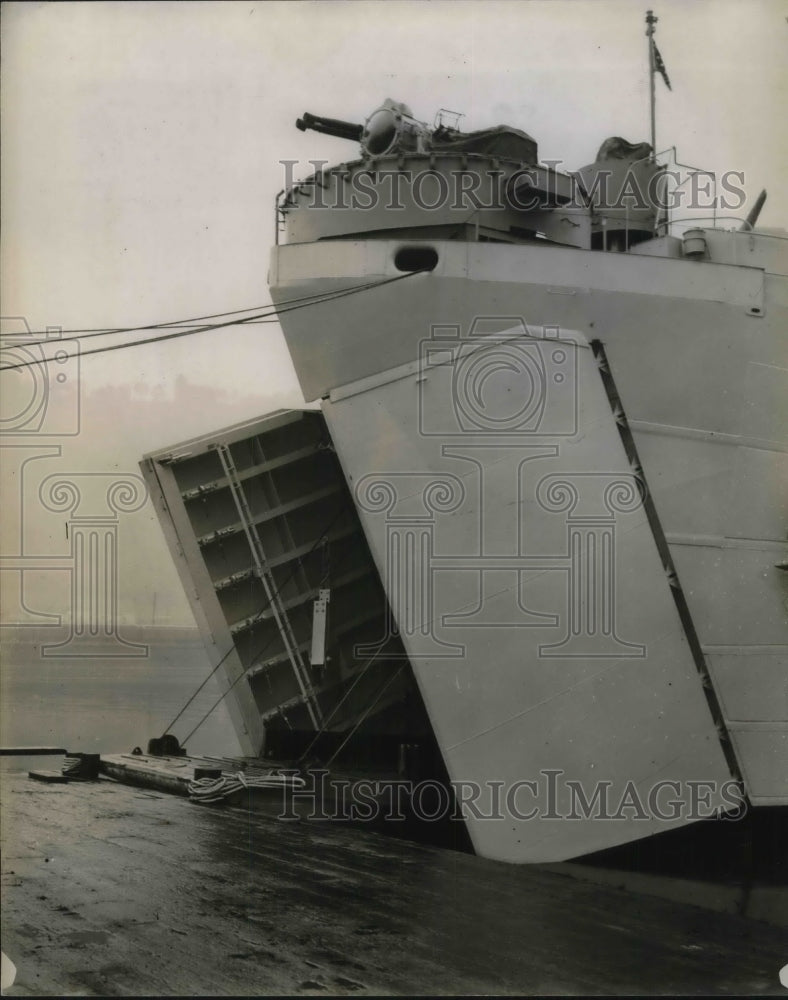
2,769,787,996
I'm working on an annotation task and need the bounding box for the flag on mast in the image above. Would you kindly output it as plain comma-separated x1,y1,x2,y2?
652,39,672,90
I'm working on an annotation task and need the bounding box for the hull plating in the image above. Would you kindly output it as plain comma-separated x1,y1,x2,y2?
270,237,787,861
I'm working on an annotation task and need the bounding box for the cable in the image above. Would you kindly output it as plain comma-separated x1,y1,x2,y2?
162,642,239,737
0,269,429,373
9,320,282,349
172,504,348,746
187,769,305,804
164,502,346,736
178,662,258,749
0,318,256,371
323,666,405,770
11,321,271,334
6,287,357,339
4,281,388,343
161,500,350,734
296,641,389,764
6,268,430,742
176,469,402,747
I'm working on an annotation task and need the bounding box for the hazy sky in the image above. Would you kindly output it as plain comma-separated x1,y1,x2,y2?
2,0,785,626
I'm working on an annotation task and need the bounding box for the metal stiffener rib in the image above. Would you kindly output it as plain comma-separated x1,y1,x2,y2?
215,443,323,729
590,340,745,791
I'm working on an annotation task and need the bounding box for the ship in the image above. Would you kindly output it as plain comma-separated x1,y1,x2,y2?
141,82,787,865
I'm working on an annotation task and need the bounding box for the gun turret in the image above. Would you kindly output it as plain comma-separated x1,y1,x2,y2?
295,99,538,164
295,112,363,143
296,100,427,157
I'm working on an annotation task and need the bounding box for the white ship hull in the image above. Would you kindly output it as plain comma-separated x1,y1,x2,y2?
268,235,787,861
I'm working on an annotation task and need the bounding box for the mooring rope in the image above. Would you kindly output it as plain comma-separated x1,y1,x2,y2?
186,770,305,805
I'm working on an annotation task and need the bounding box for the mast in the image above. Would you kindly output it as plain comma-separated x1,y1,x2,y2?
646,10,657,159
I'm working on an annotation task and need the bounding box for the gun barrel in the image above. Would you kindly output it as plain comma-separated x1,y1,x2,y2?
296,112,363,142
741,189,767,231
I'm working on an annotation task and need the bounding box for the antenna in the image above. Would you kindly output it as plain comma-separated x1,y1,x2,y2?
645,10,658,159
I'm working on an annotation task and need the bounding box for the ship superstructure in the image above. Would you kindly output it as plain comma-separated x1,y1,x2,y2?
143,94,787,863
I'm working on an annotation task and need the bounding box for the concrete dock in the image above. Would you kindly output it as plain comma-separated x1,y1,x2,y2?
1,770,786,995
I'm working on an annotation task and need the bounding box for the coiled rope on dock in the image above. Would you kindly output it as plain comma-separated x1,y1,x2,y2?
62,755,84,777
187,771,305,805
61,754,100,780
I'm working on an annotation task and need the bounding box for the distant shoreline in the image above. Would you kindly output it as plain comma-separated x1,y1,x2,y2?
0,625,203,646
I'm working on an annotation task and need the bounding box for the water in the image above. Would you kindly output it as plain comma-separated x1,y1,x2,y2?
0,627,243,771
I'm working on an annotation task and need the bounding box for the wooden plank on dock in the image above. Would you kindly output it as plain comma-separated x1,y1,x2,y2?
99,752,195,795
27,770,70,784
98,752,292,798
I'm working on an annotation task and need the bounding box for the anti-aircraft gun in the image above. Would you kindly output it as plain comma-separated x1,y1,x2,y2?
295,98,539,162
